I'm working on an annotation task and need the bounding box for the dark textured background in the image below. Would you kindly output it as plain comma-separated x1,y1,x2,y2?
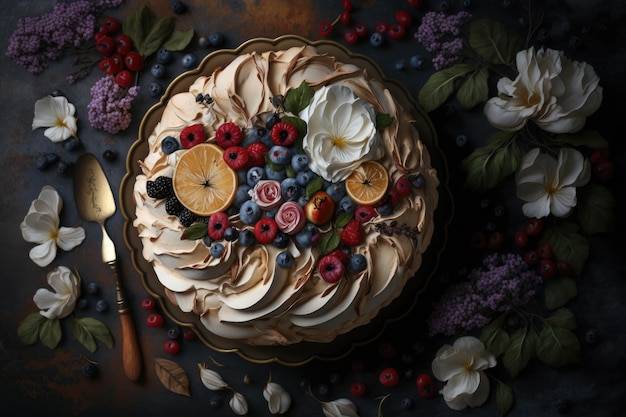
1,1,625,416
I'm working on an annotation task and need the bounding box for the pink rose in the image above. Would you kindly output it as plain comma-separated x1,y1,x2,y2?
275,202,305,235
253,180,283,210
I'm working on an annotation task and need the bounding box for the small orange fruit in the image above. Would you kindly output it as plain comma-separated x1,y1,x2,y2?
172,143,237,216
304,191,335,225
345,160,389,206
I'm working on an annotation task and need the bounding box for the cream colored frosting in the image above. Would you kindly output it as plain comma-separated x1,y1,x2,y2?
133,45,439,346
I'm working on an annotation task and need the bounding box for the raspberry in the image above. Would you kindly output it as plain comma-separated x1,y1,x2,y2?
328,248,349,264
354,205,377,223
254,218,279,244
146,176,173,199
215,122,243,148
246,141,268,167
208,212,230,240
340,219,365,246
180,123,206,149
394,176,412,196
318,254,345,283
223,146,249,170
270,121,298,147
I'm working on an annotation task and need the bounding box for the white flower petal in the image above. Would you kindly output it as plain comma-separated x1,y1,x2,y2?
33,288,63,319
56,226,86,251
442,370,481,400
32,96,78,142
29,240,57,267
33,266,79,318
321,398,359,417
522,196,552,219
198,365,229,390
229,392,249,415
550,188,577,218
20,212,57,243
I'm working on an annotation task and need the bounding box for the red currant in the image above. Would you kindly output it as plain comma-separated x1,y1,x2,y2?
540,259,557,278
124,50,144,71
525,218,543,236
487,231,504,250
183,329,197,341
407,0,423,8
354,23,368,37
379,367,400,387
514,231,529,248
375,22,390,33
469,230,486,250
115,34,133,56
593,160,614,181
536,242,553,259
416,373,435,398
590,148,610,164
115,69,133,89
388,24,406,39
556,260,573,277
141,297,156,311
342,0,354,11
524,249,540,266
319,22,334,37
349,382,366,397
102,16,121,34
164,339,180,355
95,35,116,56
395,10,413,27
146,313,164,328
340,11,351,26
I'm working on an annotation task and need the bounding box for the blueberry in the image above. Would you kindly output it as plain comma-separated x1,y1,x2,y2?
102,149,116,161
295,229,313,248
376,202,394,216
209,395,224,408
326,182,346,202
238,229,256,246
202,235,213,246
63,136,81,151
149,81,164,97
82,363,97,378
167,327,181,339
339,195,356,214
35,153,58,170
317,384,330,396
208,32,225,47
281,177,302,201
268,145,292,165
181,53,198,69
233,184,252,208
273,232,289,249
210,242,225,258
291,154,309,172
265,165,287,181
77,298,89,310
223,226,239,242
95,299,109,313
394,59,406,70
585,328,598,344
239,200,262,225
276,251,294,268
297,194,310,207
328,373,341,384
265,208,278,219
409,54,425,69
401,397,414,409
439,1,450,11
246,166,265,187
370,32,384,47
408,173,425,189
348,254,367,272
151,63,166,78
86,282,100,295
171,0,187,14
198,36,210,48
161,136,180,154
455,134,468,147
157,48,172,64
296,169,317,186
265,112,281,130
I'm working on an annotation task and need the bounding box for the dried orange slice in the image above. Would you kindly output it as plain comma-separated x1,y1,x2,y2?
172,143,237,216
345,160,389,206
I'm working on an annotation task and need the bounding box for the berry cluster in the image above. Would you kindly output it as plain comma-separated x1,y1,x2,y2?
141,296,197,355
76,281,109,314
590,147,614,181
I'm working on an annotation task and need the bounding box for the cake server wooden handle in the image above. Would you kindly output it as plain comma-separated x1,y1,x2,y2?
110,260,143,382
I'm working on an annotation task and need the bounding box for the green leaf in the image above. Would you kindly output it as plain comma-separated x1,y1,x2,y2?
544,276,578,310
18,313,46,345
418,63,474,113
142,17,176,57
318,231,340,255
495,380,515,417
545,308,577,331
456,66,489,109
181,223,208,240
541,223,589,275
480,314,511,357
162,28,195,51
376,112,393,130
284,81,315,115
462,131,523,191
502,325,538,377
122,6,156,55
553,129,609,149
306,176,324,198
536,327,582,368
280,116,307,141
469,18,521,66
577,184,615,234
74,317,114,350
334,212,353,229
72,318,97,353
39,318,62,350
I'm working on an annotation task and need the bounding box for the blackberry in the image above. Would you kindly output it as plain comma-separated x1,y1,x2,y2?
178,208,197,227
165,196,184,215
146,176,173,199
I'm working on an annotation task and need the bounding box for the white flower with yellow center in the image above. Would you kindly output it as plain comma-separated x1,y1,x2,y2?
516,147,590,219
20,185,86,267
33,266,80,319
32,95,78,142
432,336,496,410
299,85,384,183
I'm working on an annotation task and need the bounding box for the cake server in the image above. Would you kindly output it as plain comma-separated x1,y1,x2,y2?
73,153,142,382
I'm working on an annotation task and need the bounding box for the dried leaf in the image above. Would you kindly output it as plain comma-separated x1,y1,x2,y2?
155,358,191,397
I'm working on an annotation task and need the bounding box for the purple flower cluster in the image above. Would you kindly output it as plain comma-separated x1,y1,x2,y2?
427,253,543,336
88,75,140,134
415,11,472,70
6,0,122,74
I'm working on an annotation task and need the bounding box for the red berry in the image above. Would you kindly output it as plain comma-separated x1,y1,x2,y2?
375,22,390,33
208,212,230,240
270,121,298,147
395,10,413,27
593,160,614,181
246,141,268,167
379,367,400,387
524,249,540,265
223,146,249,170
254,218,279,244
487,231,504,250
179,124,206,149
318,254,345,283
354,205,377,223
344,30,358,45
388,24,406,39
342,0,354,11
395,177,412,196
469,231,486,250
556,260,573,276
146,313,164,328
115,34,133,55
340,219,365,247
536,242,553,259
164,339,180,355
416,373,435,398
378,188,400,206
525,218,543,236
590,148,610,164
328,248,349,264
407,0,422,8
354,23,368,37
110,53,125,73
141,297,156,311
216,122,243,148
94,30,108,42
540,259,557,278
514,231,529,248
98,57,118,75
102,16,121,34
319,22,334,37
115,69,133,89
183,329,197,341
350,382,366,397
95,35,116,56
340,11,351,26
124,50,144,71
378,342,396,359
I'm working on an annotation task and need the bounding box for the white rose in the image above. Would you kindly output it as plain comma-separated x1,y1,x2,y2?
299,85,384,183
484,46,602,134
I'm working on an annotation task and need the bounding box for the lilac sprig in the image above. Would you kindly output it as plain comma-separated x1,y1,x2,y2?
6,0,122,75
415,11,472,70
87,75,140,134
427,253,543,336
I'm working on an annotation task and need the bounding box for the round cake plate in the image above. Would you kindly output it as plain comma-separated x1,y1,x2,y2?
120,35,452,366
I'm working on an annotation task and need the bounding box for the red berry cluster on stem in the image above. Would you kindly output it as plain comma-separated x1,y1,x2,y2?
95,16,144,89
141,296,197,355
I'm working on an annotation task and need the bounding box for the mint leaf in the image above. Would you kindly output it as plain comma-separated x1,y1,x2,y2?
376,112,393,130
577,184,615,234
143,17,176,57
72,317,97,352
39,318,62,350
73,317,114,351
503,325,538,377
284,81,314,115
182,223,208,240
122,6,156,55
536,327,582,368
418,63,474,113
318,231,340,255
306,176,323,198
18,313,46,345
469,18,521,66
163,28,194,51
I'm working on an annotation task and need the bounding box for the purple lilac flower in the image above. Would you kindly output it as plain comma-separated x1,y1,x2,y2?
427,253,543,336
88,75,140,134
415,11,472,70
6,0,122,74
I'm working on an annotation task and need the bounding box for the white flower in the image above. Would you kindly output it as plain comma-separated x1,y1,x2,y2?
20,186,85,267
229,391,249,415
516,147,591,219
198,364,229,390
33,266,80,319
263,381,292,414
320,398,359,417
299,85,384,183
431,336,496,411
484,46,602,134
32,95,78,142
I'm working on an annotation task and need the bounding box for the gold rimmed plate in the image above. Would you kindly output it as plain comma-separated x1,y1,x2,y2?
120,35,452,366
